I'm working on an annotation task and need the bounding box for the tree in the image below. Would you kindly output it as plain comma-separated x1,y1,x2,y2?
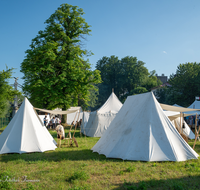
96,56,161,105
96,56,120,105
130,87,148,95
20,4,101,121
165,62,200,106
0,68,20,117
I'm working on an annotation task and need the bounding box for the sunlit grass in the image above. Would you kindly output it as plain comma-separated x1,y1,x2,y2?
0,125,200,189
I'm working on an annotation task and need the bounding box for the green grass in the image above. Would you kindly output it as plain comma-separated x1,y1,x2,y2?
0,125,200,190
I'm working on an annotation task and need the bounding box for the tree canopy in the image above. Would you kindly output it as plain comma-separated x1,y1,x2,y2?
156,62,200,107
96,55,161,105
20,4,101,112
0,68,20,117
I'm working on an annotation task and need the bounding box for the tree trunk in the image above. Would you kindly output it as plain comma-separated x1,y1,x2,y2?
61,104,67,123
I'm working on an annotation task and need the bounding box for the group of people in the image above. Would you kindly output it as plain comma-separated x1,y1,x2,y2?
43,116,61,129
43,115,83,143
187,115,200,129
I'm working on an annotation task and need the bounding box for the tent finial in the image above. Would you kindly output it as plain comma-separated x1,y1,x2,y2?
112,88,114,92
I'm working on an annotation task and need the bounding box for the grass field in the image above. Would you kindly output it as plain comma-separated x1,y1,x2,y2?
0,125,200,190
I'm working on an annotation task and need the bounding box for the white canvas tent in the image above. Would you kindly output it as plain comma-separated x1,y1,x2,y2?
83,92,123,137
92,92,199,161
163,111,195,140
0,98,57,154
81,112,90,134
186,100,200,115
67,110,83,125
188,100,200,109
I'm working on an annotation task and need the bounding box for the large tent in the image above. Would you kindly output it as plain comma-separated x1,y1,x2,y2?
81,111,90,134
92,92,199,161
83,92,123,137
0,98,57,154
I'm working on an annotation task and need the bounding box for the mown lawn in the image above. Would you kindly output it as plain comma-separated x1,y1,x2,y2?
0,125,200,190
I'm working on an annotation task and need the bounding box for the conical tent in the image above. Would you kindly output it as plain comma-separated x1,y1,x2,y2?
0,98,57,154
92,92,199,161
188,100,200,109
186,100,200,115
83,92,123,137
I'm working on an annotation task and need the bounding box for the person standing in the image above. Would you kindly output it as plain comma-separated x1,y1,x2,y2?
44,116,47,126
55,117,60,127
51,117,56,129
189,116,193,129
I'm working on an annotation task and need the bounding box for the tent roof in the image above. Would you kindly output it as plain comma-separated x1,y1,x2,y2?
0,98,57,154
98,92,122,114
92,92,198,162
34,107,81,115
188,100,200,109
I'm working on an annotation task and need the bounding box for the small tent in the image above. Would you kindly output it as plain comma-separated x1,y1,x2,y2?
188,100,200,109
92,92,198,161
66,109,83,125
83,92,122,137
186,100,200,116
163,111,195,140
0,98,57,154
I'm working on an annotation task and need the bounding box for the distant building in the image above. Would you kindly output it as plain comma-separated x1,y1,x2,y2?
156,74,168,84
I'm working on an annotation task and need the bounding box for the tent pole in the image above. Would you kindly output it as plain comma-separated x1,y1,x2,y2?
195,113,197,138
193,125,200,149
73,111,80,138
180,112,182,133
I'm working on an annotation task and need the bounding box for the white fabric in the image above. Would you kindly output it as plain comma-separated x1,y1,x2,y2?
98,92,123,114
84,112,116,137
186,100,200,115
92,92,199,161
38,115,51,126
160,103,200,112
81,112,90,134
164,111,195,140
0,98,57,154
34,107,81,115
67,112,83,125
188,100,200,109
84,92,122,137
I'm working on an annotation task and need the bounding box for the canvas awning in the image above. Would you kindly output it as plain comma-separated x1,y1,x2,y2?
34,107,81,115
160,104,200,112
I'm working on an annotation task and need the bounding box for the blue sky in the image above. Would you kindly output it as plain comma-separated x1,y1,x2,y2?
1,0,200,88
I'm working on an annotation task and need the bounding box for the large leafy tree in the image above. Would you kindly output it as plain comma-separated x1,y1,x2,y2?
96,56,160,105
0,68,20,117
20,4,101,115
163,62,200,107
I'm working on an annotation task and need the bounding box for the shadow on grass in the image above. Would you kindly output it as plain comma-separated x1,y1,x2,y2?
113,175,200,190
0,148,125,163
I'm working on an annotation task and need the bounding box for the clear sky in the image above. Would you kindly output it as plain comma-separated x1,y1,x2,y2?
1,0,200,88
